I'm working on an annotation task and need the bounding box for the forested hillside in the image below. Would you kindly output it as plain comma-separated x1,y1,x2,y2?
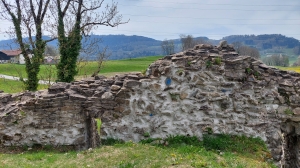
223,34,299,50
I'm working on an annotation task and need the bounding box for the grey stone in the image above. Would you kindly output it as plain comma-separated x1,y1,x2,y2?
111,85,121,91
48,83,71,94
124,80,141,88
101,92,113,100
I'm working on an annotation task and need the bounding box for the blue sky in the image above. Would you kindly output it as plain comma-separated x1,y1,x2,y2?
1,0,300,41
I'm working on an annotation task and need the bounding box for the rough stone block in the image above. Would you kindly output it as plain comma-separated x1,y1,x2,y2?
124,80,141,88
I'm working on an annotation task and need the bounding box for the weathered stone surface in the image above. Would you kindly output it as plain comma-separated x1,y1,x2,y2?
149,83,161,92
48,83,71,94
218,40,228,49
111,85,121,91
80,84,90,88
180,92,188,100
69,94,86,101
293,108,300,115
101,92,114,100
124,80,141,88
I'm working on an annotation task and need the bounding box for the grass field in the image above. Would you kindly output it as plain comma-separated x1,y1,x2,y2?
0,78,48,93
276,66,300,73
0,135,276,168
0,56,162,93
0,56,162,78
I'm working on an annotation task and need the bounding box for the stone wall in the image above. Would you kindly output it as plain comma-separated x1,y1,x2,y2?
0,91,89,149
1,41,300,167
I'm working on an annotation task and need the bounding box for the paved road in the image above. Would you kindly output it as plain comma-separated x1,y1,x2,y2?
0,74,54,85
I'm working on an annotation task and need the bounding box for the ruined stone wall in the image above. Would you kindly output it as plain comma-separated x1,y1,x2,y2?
0,91,88,148
1,41,300,167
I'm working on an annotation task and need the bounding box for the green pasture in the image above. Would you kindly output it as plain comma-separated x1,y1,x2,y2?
0,56,162,93
0,135,276,168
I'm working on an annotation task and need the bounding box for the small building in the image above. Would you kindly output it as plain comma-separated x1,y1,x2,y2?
1,49,33,64
0,51,10,63
1,50,22,63
44,55,60,65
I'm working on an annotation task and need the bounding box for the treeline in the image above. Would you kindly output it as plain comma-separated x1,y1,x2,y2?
262,55,289,67
161,35,212,55
232,42,260,59
223,34,300,50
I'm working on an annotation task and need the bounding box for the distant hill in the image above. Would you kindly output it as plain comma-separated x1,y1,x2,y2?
90,35,162,60
222,34,300,65
0,34,299,60
222,34,299,50
0,35,163,60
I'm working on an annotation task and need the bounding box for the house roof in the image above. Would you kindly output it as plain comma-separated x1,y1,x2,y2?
1,50,22,57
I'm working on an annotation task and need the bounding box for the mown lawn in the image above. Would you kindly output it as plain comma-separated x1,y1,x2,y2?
0,135,276,168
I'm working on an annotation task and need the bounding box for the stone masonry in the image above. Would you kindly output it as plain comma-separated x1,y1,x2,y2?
1,41,300,167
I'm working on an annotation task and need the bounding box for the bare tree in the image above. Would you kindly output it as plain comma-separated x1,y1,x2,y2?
161,39,174,55
45,45,58,56
180,34,195,51
0,0,53,91
55,0,128,82
232,42,260,59
232,41,243,52
91,47,111,77
194,38,211,45
292,56,300,66
238,46,260,59
294,46,300,55
263,54,289,67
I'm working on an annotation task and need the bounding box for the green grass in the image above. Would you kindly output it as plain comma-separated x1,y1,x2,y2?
0,78,48,93
0,135,276,168
76,56,162,77
276,66,300,73
0,56,162,78
0,56,162,93
95,119,102,135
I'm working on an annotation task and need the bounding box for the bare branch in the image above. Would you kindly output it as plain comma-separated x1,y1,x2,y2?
29,0,37,22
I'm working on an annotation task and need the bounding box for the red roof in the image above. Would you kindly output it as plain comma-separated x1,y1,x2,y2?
1,50,22,57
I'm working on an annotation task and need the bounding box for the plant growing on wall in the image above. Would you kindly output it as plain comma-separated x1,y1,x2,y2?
284,108,293,115
169,92,179,101
143,132,150,138
95,118,102,135
176,69,184,76
245,68,252,74
206,60,212,68
214,57,221,65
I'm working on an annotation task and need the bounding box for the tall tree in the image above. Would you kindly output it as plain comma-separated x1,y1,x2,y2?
55,0,128,82
0,0,52,91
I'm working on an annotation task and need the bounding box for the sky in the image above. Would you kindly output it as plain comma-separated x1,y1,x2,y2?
0,0,300,41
